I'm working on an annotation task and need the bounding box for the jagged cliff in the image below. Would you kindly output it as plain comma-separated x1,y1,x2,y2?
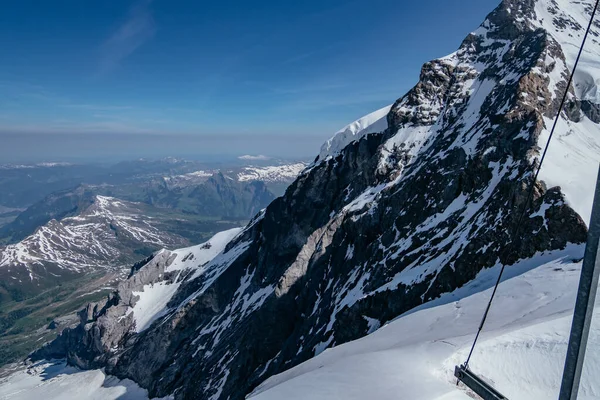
32,0,600,399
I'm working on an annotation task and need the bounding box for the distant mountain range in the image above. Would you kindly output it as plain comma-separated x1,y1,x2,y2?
0,159,308,302
0,157,309,211
0,160,308,243
0,158,307,366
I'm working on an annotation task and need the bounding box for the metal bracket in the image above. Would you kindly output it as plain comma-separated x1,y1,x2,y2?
454,365,509,400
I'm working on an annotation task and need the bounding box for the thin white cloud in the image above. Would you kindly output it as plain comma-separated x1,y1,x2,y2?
99,0,156,73
238,155,271,161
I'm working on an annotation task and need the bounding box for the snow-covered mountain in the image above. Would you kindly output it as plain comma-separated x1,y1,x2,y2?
0,162,73,170
7,246,597,400
0,195,191,299
236,163,308,183
124,228,243,333
0,176,266,367
161,170,216,189
317,104,392,162
238,155,271,161
22,0,600,399
0,360,157,400
159,162,307,190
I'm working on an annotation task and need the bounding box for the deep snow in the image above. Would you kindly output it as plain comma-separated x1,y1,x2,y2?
129,228,242,332
249,244,599,400
317,104,392,162
0,361,166,400
532,0,600,224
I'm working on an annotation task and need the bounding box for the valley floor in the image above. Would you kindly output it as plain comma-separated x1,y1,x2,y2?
0,269,126,367
1,244,598,400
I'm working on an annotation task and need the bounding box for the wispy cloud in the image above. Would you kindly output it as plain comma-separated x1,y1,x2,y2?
62,104,135,111
0,81,71,104
238,154,271,161
0,81,177,134
99,0,156,73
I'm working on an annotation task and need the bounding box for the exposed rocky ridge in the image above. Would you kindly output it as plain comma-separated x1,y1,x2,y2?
33,1,599,399
32,229,243,369
135,172,276,217
31,251,179,370
236,163,308,184
0,195,192,303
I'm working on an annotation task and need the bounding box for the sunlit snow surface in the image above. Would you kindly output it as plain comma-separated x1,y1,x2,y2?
0,361,170,400
237,163,308,183
250,245,600,400
532,0,600,224
0,195,184,275
317,104,392,162
129,228,243,332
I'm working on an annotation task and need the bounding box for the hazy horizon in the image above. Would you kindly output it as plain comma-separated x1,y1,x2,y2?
0,132,324,164
1,0,499,162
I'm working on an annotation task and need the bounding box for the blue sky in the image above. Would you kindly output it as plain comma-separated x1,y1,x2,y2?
0,0,500,162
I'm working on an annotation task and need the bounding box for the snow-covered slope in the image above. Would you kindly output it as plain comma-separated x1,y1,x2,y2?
162,170,215,189
238,155,271,161
10,245,596,400
0,195,190,282
317,105,392,162
127,228,242,332
531,0,600,223
236,163,308,183
159,163,306,190
250,245,596,400
0,361,158,400
0,162,73,170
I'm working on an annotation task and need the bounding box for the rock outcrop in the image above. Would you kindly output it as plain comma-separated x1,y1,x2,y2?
32,1,600,399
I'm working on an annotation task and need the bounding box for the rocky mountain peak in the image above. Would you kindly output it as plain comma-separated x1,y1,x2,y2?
30,1,600,399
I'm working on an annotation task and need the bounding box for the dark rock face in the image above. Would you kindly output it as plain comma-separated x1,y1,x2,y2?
31,252,177,368
33,1,595,399
137,172,276,219
582,100,600,123
187,173,275,219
